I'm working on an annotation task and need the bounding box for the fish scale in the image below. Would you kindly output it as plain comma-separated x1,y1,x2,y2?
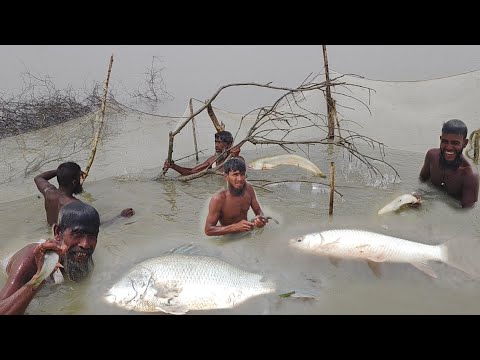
289,229,453,278
312,229,442,263
105,253,275,314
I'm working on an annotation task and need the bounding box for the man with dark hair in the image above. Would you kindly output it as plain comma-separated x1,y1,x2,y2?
0,201,100,315
163,130,242,176
34,161,134,226
204,157,268,236
419,119,479,208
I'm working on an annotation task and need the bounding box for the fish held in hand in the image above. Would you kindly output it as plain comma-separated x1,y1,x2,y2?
248,154,326,178
30,250,60,289
377,192,422,215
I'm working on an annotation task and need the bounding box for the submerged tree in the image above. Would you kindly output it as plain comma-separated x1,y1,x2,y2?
159,73,399,183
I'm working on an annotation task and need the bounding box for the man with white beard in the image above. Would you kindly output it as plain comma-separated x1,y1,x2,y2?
419,119,479,208
204,157,268,236
0,201,100,315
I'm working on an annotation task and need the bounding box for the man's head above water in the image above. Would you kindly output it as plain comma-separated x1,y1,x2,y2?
57,161,83,195
440,119,469,169
54,201,100,282
214,131,233,154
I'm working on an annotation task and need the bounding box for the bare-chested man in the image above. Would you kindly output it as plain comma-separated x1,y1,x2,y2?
419,119,479,208
34,162,134,226
163,130,241,176
204,157,268,236
0,201,100,315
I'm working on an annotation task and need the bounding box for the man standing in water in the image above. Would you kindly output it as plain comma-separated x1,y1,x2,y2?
204,157,268,236
34,161,134,226
163,130,242,175
0,201,100,315
419,119,479,208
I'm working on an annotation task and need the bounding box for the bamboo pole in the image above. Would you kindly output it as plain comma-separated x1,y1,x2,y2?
322,45,335,139
329,161,335,216
189,99,199,162
82,54,114,182
162,131,175,175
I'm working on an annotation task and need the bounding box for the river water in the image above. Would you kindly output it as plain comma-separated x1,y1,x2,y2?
1,71,479,314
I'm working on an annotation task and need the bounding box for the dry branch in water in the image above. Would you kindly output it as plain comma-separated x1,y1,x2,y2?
159,73,399,182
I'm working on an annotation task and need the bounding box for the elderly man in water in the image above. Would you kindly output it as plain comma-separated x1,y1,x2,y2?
0,201,100,315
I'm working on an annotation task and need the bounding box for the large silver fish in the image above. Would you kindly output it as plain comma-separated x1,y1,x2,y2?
377,193,422,215
289,229,466,278
104,247,276,314
248,154,326,178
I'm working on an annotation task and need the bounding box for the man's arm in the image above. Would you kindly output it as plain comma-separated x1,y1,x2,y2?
419,151,432,181
0,242,58,315
101,208,135,228
164,157,214,176
249,184,268,228
204,193,254,236
34,169,58,194
461,172,479,208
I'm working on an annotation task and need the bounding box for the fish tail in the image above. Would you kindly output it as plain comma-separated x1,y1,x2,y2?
440,243,478,279
439,243,448,263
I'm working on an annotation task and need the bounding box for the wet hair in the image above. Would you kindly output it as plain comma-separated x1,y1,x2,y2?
223,157,246,174
442,119,468,139
57,201,100,235
215,131,233,145
57,162,81,187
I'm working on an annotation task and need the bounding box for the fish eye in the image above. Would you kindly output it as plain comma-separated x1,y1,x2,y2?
297,237,302,242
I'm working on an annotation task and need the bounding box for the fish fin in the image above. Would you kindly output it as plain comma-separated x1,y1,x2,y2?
165,242,201,256
439,243,478,279
328,257,341,267
410,261,437,278
156,304,189,315
52,268,64,284
366,260,382,278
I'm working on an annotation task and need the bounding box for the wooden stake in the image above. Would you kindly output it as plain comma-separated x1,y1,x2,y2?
83,54,114,182
322,45,335,139
189,99,199,162
207,103,225,132
329,161,335,216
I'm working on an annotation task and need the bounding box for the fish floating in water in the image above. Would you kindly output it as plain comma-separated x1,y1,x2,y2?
248,154,326,178
377,193,422,215
289,229,468,278
104,244,276,314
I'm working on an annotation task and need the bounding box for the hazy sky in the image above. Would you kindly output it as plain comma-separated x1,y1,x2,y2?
1,45,480,114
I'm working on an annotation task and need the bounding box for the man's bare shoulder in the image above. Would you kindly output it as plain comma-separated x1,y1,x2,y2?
462,156,479,175
426,148,439,158
211,189,228,201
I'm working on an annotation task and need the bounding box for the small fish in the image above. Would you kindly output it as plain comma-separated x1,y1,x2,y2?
249,215,280,225
248,154,326,178
377,192,422,215
30,251,60,289
289,229,469,278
